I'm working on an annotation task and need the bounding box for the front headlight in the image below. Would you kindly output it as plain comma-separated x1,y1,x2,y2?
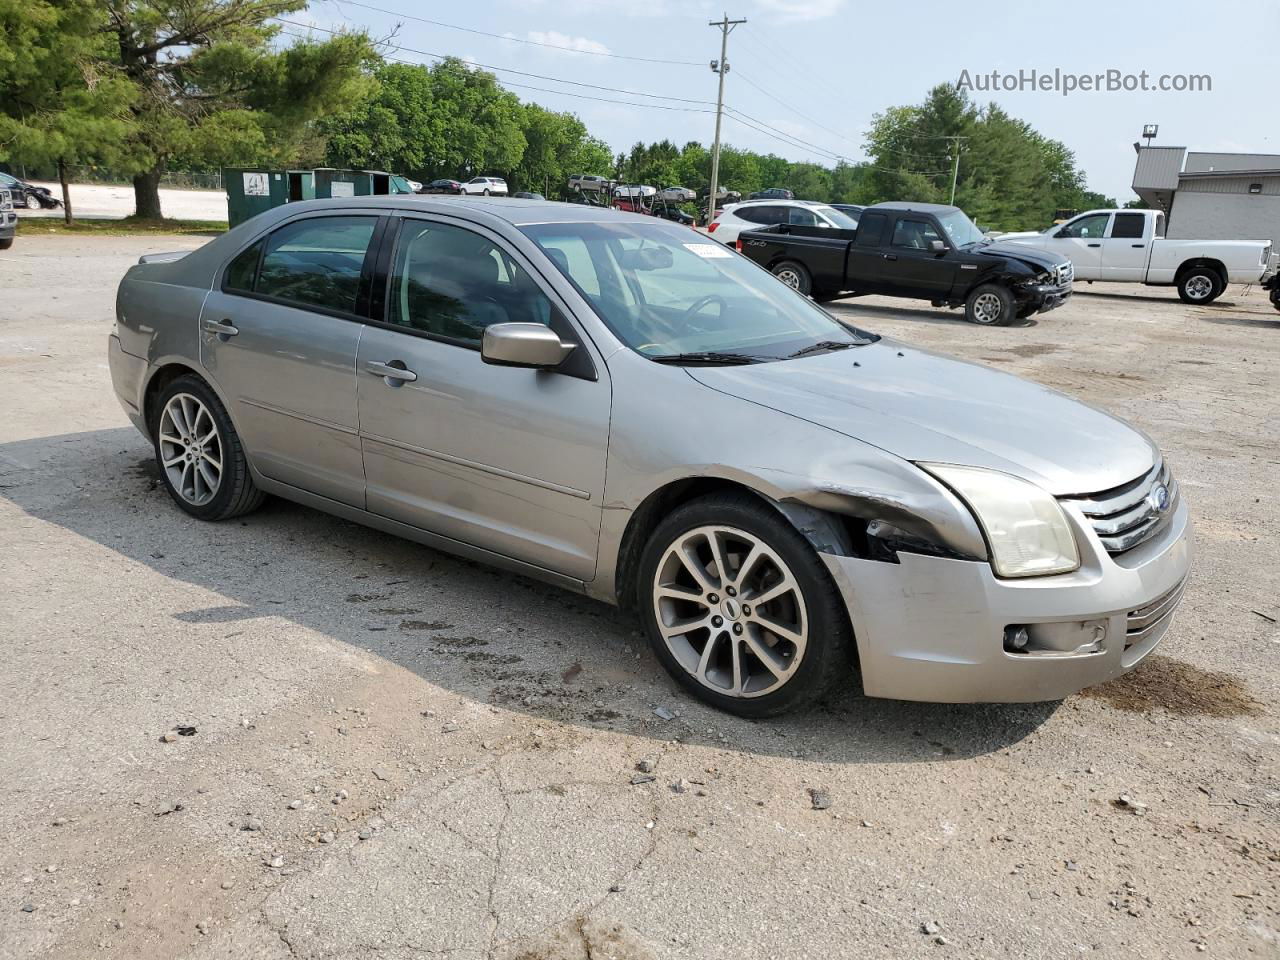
920,463,1080,578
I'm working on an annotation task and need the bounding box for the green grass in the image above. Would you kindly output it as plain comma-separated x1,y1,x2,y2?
28,216,227,237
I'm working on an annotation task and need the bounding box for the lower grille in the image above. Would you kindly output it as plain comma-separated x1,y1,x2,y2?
1126,577,1187,650
1060,460,1178,555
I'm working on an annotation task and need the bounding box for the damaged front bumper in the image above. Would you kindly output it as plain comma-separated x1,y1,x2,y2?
1018,281,1072,316
821,496,1192,703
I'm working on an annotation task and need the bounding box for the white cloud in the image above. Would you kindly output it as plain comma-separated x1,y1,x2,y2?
753,0,845,22
521,30,612,55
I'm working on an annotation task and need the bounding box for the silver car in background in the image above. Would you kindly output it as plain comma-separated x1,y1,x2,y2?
108,197,1192,716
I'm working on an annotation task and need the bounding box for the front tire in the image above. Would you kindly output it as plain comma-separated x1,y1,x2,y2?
482,189,491,196
0,237,12,250
152,375,265,521
965,283,1016,325
1177,268,1223,304
771,260,812,296
637,492,854,717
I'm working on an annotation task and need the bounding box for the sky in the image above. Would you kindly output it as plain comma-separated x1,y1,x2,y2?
305,0,1279,208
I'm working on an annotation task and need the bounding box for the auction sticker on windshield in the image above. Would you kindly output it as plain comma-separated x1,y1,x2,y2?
684,242,733,259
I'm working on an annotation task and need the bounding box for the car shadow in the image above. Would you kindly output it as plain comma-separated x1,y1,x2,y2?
1198,313,1280,329
1070,288,1240,308
0,427,1058,765
827,301,1041,328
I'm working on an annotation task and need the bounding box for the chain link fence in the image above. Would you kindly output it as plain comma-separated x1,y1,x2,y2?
2,163,224,191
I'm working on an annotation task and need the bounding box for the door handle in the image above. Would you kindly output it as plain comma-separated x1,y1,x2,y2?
366,360,417,384
1131,244,1145,248
882,253,898,261
1087,243,1101,248
203,319,238,337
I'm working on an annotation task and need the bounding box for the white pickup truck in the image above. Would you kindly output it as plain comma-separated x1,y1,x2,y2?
1000,208,1273,304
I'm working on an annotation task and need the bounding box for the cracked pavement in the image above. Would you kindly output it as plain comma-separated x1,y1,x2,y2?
1,234,1278,959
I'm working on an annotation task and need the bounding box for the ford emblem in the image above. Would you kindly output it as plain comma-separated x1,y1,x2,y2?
1148,483,1171,513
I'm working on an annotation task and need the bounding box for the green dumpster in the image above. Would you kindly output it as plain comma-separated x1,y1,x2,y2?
224,168,315,227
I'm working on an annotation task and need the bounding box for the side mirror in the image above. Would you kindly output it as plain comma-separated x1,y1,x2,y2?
481,323,575,369
929,239,947,254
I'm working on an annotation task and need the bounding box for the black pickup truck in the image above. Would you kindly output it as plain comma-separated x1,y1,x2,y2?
737,201,1073,326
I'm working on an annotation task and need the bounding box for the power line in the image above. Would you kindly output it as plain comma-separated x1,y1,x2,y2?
320,0,703,66
276,27,717,114
275,19,714,105
722,105,849,163
732,70,862,149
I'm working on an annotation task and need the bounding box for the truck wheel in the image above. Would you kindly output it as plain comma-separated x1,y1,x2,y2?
771,260,812,295
0,237,12,250
965,284,1016,326
1177,268,1222,304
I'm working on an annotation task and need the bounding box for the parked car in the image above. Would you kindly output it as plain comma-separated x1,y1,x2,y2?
109,196,1190,716
831,203,864,222
999,209,1273,304
707,199,858,246
657,185,696,202
0,188,16,249
512,192,545,200
402,177,423,193
422,179,463,194
568,174,610,192
461,177,508,196
614,184,657,199
0,171,60,209
738,201,1073,325
749,187,794,201
653,203,695,226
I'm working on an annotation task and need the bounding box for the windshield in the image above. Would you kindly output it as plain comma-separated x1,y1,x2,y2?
521,221,876,361
936,209,986,246
815,205,859,230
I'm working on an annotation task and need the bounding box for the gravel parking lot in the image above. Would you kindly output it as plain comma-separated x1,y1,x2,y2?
1,233,1277,960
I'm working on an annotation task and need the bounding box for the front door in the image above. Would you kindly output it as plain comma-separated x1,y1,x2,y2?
878,216,958,298
355,217,611,581
1044,212,1111,280
200,213,380,507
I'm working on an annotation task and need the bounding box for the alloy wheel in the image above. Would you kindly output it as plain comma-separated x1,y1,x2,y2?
973,292,1003,324
774,267,802,289
158,393,223,506
1185,275,1214,300
652,525,808,698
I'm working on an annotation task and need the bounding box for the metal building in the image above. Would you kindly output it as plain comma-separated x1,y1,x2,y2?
1133,146,1280,247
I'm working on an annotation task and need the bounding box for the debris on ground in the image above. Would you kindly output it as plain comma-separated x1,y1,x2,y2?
1114,794,1149,816
653,706,675,721
808,788,832,811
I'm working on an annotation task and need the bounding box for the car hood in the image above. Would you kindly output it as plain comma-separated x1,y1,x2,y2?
975,240,1068,272
687,340,1156,496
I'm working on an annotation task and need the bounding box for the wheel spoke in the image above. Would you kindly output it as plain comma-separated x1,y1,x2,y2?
162,452,185,468
658,612,709,638
197,460,219,493
678,541,718,594
696,631,721,683
656,583,706,604
158,431,182,447
729,637,744,694
732,542,764,588
744,575,795,608
705,531,730,587
751,612,805,647
742,628,789,681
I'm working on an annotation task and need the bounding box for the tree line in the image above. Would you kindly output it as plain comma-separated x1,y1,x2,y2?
0,1,1115,229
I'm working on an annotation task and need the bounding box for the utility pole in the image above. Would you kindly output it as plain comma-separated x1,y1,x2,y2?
707,13,746,224
944,135,968,205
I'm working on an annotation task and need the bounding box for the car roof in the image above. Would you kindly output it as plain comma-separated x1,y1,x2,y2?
732,198,824,208
243,195,666,228
866,201,959,214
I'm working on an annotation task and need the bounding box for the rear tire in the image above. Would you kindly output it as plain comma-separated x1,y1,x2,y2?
482,189,491,196
0,237,12,250
771,260,812,296
637,492,855,717
1177,268,1223,304
152,375,265,522
965,283,1016,326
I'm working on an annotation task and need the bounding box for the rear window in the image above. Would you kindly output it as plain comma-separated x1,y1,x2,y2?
254,216,376,314
1111,213,1146,239
854,212,888,247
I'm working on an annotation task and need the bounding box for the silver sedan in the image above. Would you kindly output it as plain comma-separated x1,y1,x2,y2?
108,197,1192,716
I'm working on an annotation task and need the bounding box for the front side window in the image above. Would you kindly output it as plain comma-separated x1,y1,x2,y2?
891,218,944,250
1061,214,1110,239
388,220,554,346
522,220,876,361
255,216,376,313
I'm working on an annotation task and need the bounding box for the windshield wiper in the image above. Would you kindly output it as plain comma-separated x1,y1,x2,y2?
648,351,770,365
787,340,860,359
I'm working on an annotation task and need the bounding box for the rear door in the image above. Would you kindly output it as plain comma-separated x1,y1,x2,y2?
1101,212,1151,281
843,211,891,293
200,213,381,507
354,216,611,580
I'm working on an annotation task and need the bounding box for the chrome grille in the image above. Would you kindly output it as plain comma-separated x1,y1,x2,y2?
1060,460,1178,555
1126,577,1187,650
1056,261,1074,286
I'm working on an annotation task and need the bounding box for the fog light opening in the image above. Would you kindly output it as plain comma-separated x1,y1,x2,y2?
1004,625,1030,653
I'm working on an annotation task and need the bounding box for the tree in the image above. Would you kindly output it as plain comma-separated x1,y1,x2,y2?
0,1,137,223
102,1,377,219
